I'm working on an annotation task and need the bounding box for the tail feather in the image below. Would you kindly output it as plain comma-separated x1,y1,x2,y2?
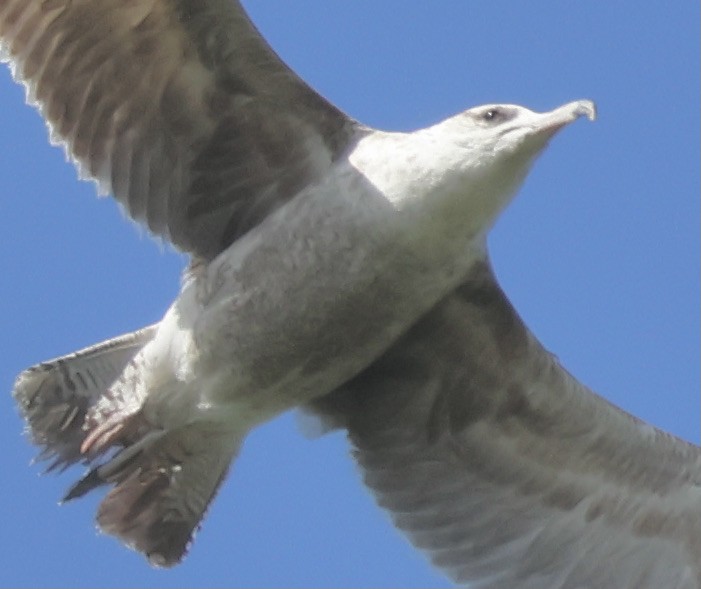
14,324,242,566
93,424,240,567
62,430,167,502
13,325,157,470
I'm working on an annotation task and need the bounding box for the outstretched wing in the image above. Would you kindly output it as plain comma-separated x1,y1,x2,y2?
311,260,701,589
0,0,360,260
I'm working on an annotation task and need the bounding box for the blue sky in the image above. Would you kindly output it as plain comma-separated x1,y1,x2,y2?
0,1,698,587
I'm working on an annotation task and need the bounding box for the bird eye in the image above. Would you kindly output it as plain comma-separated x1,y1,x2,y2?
466,105,516,125
482,108,501,122
473,106,515,126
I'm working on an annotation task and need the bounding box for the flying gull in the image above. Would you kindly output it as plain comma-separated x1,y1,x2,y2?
1,1,698,588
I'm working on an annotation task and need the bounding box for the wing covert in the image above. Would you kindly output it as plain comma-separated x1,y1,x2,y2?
0,0,360,259
311,260,701,588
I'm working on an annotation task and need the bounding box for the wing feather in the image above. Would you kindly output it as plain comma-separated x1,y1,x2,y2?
311,259,701,588
0,0,360,259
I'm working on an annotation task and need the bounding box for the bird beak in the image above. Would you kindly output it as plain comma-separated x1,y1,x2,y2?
533,100,597,139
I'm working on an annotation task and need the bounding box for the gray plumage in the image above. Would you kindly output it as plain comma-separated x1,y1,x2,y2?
310,260,701,588
2,1,698,587
0,0,355,261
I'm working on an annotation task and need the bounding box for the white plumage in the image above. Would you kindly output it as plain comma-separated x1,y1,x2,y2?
1,1,698,586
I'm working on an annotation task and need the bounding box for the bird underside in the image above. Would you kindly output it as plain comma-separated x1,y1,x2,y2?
13,327,241,567
306,260,701,589
2,0,698,585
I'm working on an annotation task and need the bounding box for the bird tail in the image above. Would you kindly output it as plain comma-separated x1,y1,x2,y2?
13,325,242,566
64,421,242,567
13,325,158,471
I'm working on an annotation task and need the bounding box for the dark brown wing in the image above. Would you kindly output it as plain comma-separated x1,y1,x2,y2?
311,260,701,588
0,0,360,260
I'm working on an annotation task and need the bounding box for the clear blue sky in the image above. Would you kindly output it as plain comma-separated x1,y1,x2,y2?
0,1,698,587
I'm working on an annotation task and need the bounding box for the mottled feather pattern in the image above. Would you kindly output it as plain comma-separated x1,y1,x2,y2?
13,321,239,567
310,261,701,588
13,325,157,471
68,423,241,568
3,1,699,585
0,0,358,260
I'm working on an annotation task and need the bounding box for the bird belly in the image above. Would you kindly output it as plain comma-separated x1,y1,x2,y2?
142,166,485,434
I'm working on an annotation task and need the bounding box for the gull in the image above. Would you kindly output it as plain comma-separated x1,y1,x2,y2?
1,2,698,588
